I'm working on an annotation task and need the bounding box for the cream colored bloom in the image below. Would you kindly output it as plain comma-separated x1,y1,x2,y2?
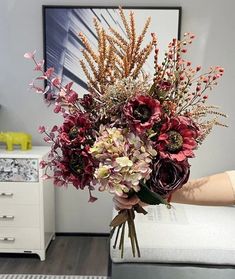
90,127,157,196
116,156,133,167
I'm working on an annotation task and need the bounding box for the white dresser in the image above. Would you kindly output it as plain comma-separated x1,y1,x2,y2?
0,146,55,261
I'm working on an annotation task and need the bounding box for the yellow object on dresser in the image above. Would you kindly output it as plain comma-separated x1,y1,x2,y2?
0,132,32,151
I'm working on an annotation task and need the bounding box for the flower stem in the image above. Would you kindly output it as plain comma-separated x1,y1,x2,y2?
120,222,126,258
113,224,122,249
127,209,136,257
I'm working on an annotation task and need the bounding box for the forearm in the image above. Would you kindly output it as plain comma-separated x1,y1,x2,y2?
171,171,235,206
113,171,235,210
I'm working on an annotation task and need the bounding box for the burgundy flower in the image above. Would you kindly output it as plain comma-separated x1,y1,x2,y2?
60,112,92,146
66,91,78,104
54,148,95,190
123,95,162,134
157,80,172,92
79,94,93,110
154,80,173,101
156,116,200,161
149,158,190,197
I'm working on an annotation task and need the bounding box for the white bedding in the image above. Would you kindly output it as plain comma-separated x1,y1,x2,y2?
111,202,235,265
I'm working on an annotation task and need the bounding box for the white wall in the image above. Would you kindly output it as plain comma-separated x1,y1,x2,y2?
1,0,235,232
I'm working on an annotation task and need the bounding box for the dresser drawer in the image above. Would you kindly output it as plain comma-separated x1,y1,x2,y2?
0,182,39,205
0,158,38,182
0,228,40,249
0,204,40,227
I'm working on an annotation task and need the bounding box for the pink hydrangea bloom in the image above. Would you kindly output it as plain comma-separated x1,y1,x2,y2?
90,126,157,196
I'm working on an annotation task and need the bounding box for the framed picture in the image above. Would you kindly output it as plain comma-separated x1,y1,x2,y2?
43,6,181,95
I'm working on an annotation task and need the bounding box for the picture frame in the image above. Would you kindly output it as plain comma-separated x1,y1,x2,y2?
42,6,181,96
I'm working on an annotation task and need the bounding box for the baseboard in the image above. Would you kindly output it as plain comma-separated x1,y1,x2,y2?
55,232,110,237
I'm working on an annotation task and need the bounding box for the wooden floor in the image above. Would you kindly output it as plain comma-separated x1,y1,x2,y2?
0,235,111,276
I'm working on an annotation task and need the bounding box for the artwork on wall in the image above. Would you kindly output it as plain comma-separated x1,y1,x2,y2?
43,6,181,95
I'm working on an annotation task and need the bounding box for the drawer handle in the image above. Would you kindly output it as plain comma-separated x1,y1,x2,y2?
0,193,13,197
0,237,15,242
0,215,14,219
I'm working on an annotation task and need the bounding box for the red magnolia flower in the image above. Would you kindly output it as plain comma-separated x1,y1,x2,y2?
60,112,92,146
149,158,190,197
123,95,162,134
156,116,200,161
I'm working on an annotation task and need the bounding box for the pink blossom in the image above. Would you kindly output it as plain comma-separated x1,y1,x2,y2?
32,85,44,93
43,136,52,143
51,77,61,87
41,174,51,180
51,125,58,132
45,67,54,78
38,125,46,133
45,92,54,101
39,160,47,168
49,132,55,139
203,77,209,83
34,60,44,71
67,91,78,104
65,82,74,92
179,75,185,81
54,179,66,187
54,105,61,113
24,50,36,59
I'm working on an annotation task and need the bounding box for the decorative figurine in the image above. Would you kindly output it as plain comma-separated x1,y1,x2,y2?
0,132,32,151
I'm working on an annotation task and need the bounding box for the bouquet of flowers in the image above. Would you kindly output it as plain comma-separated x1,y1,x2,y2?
25,8,227,258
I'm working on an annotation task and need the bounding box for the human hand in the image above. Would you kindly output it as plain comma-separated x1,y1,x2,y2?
113,193,147,211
